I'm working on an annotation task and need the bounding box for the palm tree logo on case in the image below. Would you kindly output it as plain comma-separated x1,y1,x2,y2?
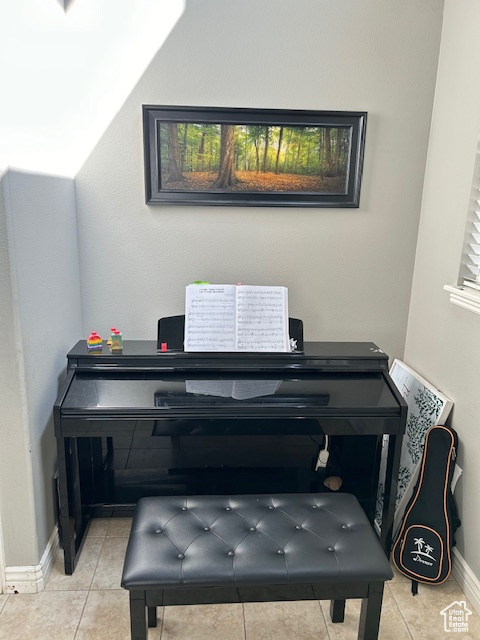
412,537,436,561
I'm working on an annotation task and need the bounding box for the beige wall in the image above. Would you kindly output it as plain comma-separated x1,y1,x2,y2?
0,170,82,566
0,172,37,567
405,0,480,580
75,0,443,364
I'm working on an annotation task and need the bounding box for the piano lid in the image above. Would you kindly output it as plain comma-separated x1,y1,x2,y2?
59,370,400,420
67,340,390,373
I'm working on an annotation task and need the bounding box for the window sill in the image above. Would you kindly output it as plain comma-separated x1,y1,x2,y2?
444,284,480,316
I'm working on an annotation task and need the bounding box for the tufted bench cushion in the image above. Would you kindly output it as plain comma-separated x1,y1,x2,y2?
121,493,393,640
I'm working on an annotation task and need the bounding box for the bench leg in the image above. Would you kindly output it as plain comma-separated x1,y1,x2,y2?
358,582,385,640
148,606,157,627
129,591,147,640
330,598,346,623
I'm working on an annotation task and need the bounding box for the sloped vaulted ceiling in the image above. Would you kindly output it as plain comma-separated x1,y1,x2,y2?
0,0,184,176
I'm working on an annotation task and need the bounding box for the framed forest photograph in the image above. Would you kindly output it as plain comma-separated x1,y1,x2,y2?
142,105,367,207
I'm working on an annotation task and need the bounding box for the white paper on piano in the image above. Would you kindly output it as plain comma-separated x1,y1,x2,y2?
184,284,289,352
185,379,282,399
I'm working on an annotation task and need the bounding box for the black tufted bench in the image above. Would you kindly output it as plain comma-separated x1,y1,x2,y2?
121,493,392,640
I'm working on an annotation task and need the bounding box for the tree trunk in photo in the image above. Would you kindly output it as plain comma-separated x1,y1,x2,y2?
181,123,188,170
306,138,312,174
283,128,293,172
263,126,269,172
335,128,341,175
244,128,248,170
254,140,260,173
293,131,303,172
213,124,236,189
325,127,333,177
275,126,284,174
167,122,183,182
325,127,334,177
197,131,206,171
317,128,324,178
209,141,214,171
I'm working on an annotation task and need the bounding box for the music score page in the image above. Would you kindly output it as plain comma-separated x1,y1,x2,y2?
184,284,289,352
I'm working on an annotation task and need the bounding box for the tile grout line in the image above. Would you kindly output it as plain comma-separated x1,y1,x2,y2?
72,533,108,639
0,593,10,618
241,602,247,640
90,531,107,588
317,598,333,640
241,597,332,640
385,582,415,640
157,604,165,640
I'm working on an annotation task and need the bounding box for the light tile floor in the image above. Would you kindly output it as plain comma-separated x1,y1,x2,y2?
0,517,478,639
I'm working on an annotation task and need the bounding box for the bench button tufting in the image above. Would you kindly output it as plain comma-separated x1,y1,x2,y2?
295,525,302,530
312,505,318,509
328,546,335,552
268,505,275,510
204,527,210,531
177,553,185,559
227,550,234,556
277,549,285,555
250,527,256,531
181,507,187,511
155,529,162,534
225,507,232,511
342,524,349,530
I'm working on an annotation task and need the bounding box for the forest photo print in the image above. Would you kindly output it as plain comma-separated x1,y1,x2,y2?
143,106,367,207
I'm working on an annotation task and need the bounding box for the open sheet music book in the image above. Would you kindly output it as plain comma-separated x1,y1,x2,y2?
184,284,290,352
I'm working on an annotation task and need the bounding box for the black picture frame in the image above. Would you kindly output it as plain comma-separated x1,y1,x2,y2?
143,105,367,208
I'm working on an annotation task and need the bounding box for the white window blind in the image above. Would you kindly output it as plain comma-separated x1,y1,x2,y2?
444,144,480,314
460,149,480,290
461,200,480,290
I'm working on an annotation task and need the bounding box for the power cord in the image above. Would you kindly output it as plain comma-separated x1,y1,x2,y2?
315,434,330,470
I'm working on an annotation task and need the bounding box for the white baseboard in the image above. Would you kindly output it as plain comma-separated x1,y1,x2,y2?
452,547,480,617
3,527,59,594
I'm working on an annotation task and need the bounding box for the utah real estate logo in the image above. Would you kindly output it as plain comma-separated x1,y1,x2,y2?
440,601,472,633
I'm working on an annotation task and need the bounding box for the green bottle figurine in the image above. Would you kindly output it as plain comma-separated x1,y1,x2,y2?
110,329,123,352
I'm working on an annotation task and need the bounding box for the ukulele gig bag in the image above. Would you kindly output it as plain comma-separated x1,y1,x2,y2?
392,425,460,593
